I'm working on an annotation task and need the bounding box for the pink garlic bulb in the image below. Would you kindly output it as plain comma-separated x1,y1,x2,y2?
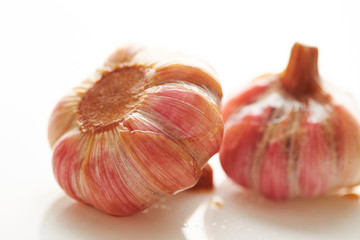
220,43,360,200
48,46,223,215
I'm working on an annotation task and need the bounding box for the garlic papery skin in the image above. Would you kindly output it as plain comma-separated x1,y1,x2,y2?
220,43,360,200
48,46,223,216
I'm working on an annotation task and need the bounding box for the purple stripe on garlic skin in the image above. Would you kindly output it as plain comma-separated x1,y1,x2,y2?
48,46,223,216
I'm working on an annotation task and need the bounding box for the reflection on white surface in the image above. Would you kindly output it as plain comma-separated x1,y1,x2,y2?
204,181,360,240
40,178,360,240
40,191,211,240
182,198,208,240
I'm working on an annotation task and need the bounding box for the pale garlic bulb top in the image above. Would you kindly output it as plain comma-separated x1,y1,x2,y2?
48,46,223,216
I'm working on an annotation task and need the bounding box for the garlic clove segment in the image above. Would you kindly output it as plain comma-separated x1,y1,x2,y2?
297,121,332,197
333,105,360,186
220,43,360,200
48,46,223,216
48,94,80,147
124,84,223,167
189,164,214,191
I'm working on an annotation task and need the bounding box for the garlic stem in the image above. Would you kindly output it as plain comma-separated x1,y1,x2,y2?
280,43,321,98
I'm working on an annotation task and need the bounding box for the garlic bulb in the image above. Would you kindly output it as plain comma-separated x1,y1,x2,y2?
48,46,223,215
220,43,360,200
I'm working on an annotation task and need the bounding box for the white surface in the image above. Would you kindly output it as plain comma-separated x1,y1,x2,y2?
1,0,360,239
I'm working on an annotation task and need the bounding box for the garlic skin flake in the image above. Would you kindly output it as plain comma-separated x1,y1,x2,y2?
220,43,360,200
48,46,223,216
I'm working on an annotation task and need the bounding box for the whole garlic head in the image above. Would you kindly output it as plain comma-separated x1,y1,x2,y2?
48,46,223,215
220,43,360,200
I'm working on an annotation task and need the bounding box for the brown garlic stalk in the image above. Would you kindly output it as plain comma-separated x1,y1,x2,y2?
48,46,223,215
220,43,360,200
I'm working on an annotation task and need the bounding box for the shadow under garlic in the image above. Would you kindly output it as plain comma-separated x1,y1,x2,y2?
40,179,360,240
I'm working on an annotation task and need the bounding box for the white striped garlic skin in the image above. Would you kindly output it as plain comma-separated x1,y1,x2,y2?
220,43,360,200
48,46,223,216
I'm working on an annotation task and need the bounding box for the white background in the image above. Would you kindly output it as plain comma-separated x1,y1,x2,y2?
1,0,360,239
